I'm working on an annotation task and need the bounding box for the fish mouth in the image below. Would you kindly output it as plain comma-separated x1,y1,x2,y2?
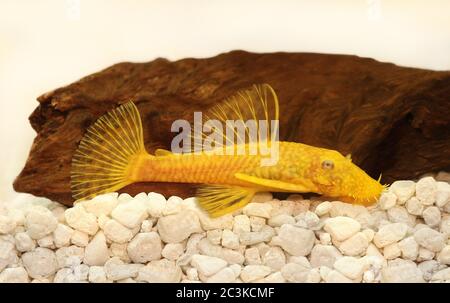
337,183,388,206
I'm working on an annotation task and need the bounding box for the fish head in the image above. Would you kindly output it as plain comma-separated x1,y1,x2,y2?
310,149,386,205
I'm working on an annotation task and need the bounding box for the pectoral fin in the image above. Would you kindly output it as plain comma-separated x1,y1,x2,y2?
234,173,313,192
196,185,256,217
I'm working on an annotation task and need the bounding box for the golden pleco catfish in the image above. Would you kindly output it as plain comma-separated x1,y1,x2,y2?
71,84,386,217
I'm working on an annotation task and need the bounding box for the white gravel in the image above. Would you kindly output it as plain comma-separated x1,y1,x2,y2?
0,172,449,283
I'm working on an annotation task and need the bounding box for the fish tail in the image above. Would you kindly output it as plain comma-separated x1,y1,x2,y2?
71,102,150,202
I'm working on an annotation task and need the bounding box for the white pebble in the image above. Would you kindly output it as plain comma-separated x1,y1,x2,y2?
250,216,266,231
55,245,84,268
81,193,118,217
329,201,366,218
0,246,19,272
262,247,286,271
418,247,435,262
319,232,331,245
14,232,35,252
111,199,148,228
414,227,445,252
378,192,397,210
383,243,401,260
243,203,273,218
418,260,440,281
315,201,332,216
103,219,133,244
362,229,375,242
431,268,450,281
363,270,375,283
295,211,321,230
422,206,441,227
84,231,109,266
65,205,98,236
221,229,240,249
206,229,222,245
373,223,408,248
71,231,89,247
161,243,184,261
244,247,262,265
324,270,353,283
140,219,153,233
127,232,162,263
268,214,295,227
0,214,16,234
163,196,183,216
440,216,450,236
206,267,236,283
305,268,321,283
97,214,109,229
240,265,272,282
405,197,424,216
147,192,167,218
22,248,57,279
186,267,199,281
398,236,419,260
310,244,342,268
233,215,250,234
137,259,181,282
389,180,415,204
157,210,202,243
239,225,275,245
88,266,109,283
281,262,311,282
109,244,129,263
198,213,233,231
437,245,450,265
387,206,415,226
324,216,361,241
338,232,369,256
435,181,450,207
334,256,364,280
0,267,29,283
53,224,73,248
270,200,295,216
37,235,54,248
381,259,424,282
104,257,143,281
271,224,315,256
415,177,437,206
25,206,58,239
191,254,227,276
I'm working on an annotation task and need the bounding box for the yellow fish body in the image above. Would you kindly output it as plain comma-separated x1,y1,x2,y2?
71,84,385,217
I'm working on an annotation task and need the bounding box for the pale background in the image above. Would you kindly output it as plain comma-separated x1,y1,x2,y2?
1,0,449,203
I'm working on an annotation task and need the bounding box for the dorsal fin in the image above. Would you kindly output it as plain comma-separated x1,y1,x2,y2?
190,84,279,153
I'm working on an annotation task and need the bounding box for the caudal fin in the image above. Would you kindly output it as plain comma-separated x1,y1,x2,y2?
71,102,146,202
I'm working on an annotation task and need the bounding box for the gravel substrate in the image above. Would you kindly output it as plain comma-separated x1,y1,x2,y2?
0,172,449,283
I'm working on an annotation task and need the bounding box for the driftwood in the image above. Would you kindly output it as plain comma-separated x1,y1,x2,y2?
14,51,450,206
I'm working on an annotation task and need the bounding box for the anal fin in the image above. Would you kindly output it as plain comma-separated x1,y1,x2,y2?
196,185,256,218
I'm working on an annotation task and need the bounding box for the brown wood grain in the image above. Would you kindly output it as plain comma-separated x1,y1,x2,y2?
13,51,450,206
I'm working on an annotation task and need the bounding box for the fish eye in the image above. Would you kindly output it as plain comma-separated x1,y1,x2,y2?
322,160,334,170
